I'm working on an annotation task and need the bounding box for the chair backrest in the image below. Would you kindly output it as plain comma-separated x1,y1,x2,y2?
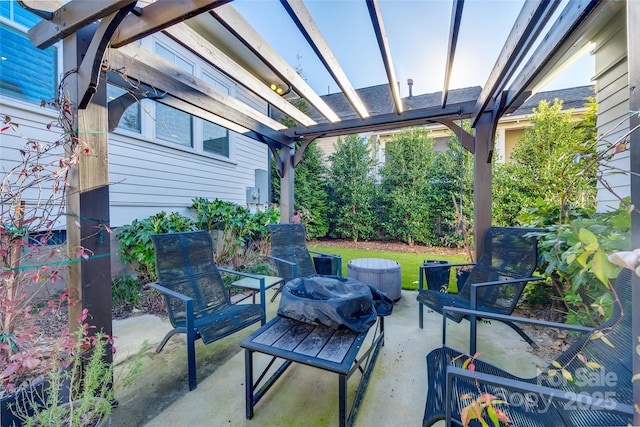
268,223,316,281
151,231,230,326
457,227,540,314
542,268,632,425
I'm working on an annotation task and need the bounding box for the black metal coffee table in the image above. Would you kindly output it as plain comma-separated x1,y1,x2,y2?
240,315,384,427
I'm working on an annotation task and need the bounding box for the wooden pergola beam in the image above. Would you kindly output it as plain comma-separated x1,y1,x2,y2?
28,0,137,49
162,24,316,127
110,0,232,48
441,0,464,108
211,4,341,123
471,0,559,126
106,45,293,147
287,101,476,140
367,0,403,114
501,0,601,115
282,0,369,120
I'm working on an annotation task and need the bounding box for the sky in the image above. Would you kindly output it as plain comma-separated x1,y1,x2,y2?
233,0,594,98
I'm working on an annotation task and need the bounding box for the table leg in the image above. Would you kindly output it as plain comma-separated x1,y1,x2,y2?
339,374,347,427
245,349,254,419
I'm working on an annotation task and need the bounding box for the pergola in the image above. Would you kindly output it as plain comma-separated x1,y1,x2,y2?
17,0,640,420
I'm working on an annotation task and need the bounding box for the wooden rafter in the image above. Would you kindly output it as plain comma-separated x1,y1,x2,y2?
106,44,293,147
366,0,403,114
502,0,601,115
471,0,560,126
16,0,62,20
162,24,316,127
211,4,341,123
286,101,476,140
110,0,232,48
282,0,369,119
28,0,137,49
442,0,464,108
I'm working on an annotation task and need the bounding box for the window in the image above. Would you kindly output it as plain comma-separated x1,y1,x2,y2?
201,72,230,157
1,3,57,103
154,42,193,147
107,84,141,133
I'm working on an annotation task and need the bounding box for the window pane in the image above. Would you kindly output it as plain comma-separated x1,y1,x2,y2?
155,43,193,73
0,24,57,103
107,85,141,132
203,121,229,157
156,104,192,147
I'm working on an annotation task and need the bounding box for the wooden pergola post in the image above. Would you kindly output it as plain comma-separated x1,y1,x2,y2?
472,113,497,260
63,26,112,339
279,145,295,223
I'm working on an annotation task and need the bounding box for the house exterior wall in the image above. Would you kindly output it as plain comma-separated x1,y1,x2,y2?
0,29,271,229
592,11,630,211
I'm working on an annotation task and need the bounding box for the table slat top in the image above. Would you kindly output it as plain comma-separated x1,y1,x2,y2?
241,317,368,374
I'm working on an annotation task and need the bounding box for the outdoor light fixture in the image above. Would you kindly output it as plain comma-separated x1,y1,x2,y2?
270,83,291,96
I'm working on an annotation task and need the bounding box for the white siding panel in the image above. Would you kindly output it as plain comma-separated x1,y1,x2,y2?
108,132,269,226
594,24,630,212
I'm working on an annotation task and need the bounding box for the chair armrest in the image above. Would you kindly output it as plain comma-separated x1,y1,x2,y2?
441,305,594,349
445,366,633,424
148,282,193,303
267,255,299,279
148,282,195,333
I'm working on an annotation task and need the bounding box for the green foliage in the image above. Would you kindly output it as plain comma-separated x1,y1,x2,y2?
190,197,246,232
189,197,279,264
493,99,598,225
326,134,378,241
115,211,195,282
379,128,436,245
112,274,141,309
522,200,630,326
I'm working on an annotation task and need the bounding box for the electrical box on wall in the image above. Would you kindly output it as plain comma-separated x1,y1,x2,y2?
246,187,259,205
255,169,268,204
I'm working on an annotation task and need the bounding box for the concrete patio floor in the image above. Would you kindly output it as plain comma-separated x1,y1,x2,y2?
110,289,547,426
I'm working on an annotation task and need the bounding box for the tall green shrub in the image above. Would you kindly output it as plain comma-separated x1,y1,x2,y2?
379,128,437,245
493,98,597,225
326,134,378,241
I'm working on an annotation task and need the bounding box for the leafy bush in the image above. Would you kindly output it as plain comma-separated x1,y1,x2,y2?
493,98,597,225
115,211,195,282
189,198,279,264
521,200,630,326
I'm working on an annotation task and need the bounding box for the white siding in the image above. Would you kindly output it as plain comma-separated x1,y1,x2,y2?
593,14,631,211
1,37,273,229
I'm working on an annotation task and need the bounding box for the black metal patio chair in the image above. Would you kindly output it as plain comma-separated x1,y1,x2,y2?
149,231,266,390
423,268,633,427
417,226,543,351
267,223,343,300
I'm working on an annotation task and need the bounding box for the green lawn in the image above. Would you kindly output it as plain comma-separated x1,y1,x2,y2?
308,244,469,291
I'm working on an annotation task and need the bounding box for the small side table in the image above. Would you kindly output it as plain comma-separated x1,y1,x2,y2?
230,275,284,304
347,258,401,301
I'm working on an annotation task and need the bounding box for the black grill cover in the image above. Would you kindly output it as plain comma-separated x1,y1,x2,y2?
277,275,382,333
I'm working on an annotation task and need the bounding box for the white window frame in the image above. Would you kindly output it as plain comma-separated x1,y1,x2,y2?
140,35,237,162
